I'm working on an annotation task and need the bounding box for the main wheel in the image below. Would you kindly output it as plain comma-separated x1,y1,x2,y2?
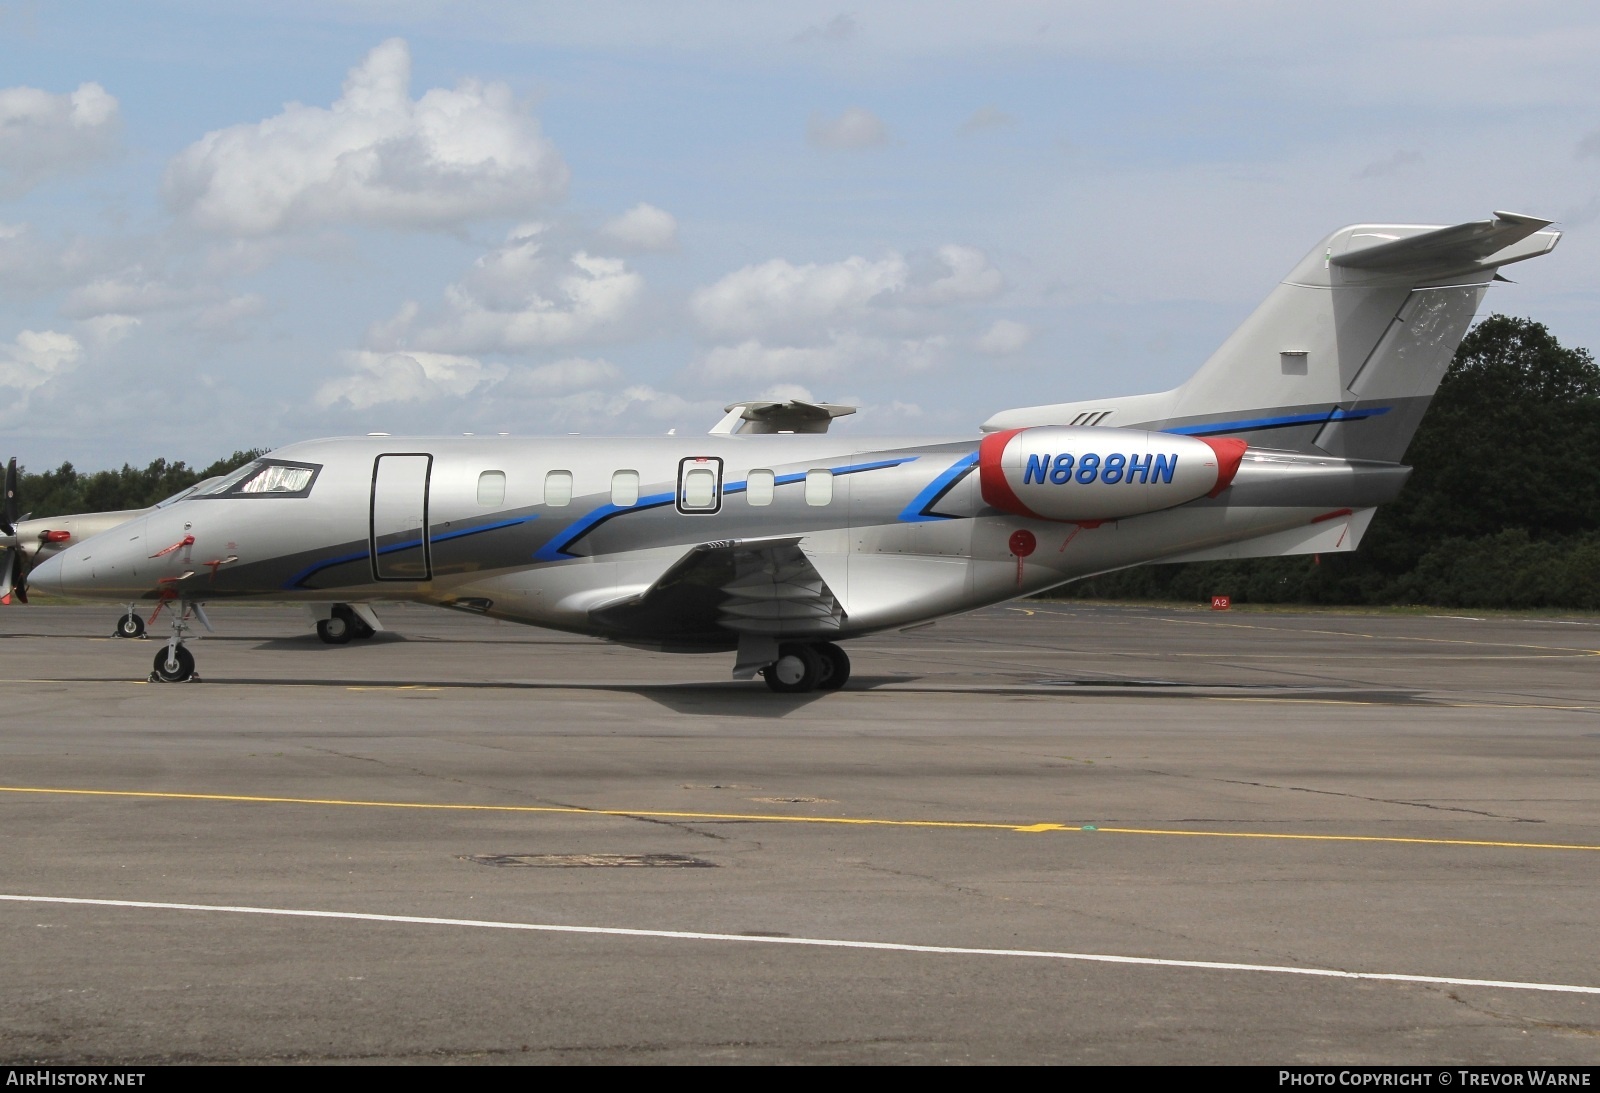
151,644,195,683
761,643,823,694
114,612,146,638
815,642,851,690
317,615,352,645
333,603,374,639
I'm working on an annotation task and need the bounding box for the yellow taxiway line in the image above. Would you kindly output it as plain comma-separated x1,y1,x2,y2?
2,784,1597,853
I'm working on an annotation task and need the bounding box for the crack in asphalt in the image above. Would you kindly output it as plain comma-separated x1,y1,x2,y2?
1136,767,1546,823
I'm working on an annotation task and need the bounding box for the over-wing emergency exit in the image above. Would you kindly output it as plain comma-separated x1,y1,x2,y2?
29,212,1562,691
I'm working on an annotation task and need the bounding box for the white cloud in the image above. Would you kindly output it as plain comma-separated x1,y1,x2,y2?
315,349,506,409
911,245,1004,304
1353,149,1423,179
975,318,1032,355
0,82,119,197
689,244,1004,387
696,333,947,382
959,106,1014,135
600,203,679,251
691,255,907,339
0,329,82,391
792,13,858,45
79,315,141,350
63,269,214,318
807,106,890,150
544,383,721,430
500,356,622,393
163,38,569,235
390,225,644,354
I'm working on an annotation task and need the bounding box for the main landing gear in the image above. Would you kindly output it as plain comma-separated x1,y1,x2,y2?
761,641,851,694
149,600,209,683
316,603,376,645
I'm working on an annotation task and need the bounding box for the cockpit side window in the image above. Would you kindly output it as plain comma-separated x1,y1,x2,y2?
196,459,321,498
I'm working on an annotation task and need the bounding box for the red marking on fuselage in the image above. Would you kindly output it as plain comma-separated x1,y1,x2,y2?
978,429,1042,519
1200,437,1248,497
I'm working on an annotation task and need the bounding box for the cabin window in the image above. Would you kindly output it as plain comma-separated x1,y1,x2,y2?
611,470,640,507
476,470,506,507
746,469,775,507
677,457,722,514
805,468,833,506
544,470,573,507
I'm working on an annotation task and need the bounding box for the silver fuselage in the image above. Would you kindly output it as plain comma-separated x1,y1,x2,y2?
30,431,1401,650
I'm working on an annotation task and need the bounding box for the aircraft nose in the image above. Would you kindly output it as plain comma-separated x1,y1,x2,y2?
27,550,65,596
29,514,151,600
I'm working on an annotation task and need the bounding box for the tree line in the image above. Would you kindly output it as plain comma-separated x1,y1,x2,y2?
15,450,264,517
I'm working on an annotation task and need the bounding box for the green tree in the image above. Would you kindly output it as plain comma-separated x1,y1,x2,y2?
14,450,265,519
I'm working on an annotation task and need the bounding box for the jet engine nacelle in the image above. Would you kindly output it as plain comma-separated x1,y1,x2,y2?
978,426,1247,523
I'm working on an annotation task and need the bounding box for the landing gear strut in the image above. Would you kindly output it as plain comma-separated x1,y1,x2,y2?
760,641,851,694
148,599,208,683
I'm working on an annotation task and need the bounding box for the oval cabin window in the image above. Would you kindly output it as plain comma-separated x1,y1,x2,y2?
477,471,506,507
805,468,833,506
544,470,573,507
682,468,717,510
746,469,775,506
611,470,640,507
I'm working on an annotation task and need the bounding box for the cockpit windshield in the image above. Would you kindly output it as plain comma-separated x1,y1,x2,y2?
154,476,223,508
195,460,321,498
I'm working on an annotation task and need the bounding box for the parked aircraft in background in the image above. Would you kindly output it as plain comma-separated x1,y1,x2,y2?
29,213,1560,692
1,459,204,632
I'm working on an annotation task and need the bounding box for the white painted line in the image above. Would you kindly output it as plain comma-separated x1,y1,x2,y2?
4,893,1597,996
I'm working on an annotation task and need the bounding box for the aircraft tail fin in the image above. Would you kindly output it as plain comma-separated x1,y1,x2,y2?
983,212,1561,463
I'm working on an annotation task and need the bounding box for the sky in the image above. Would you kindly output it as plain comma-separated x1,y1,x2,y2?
3,1,1599,469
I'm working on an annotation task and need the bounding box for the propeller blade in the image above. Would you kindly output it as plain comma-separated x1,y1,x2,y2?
1,457,16,536
0,551,13,602
11,542,29,604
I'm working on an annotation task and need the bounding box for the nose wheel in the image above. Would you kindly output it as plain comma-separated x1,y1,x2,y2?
113,607,146,638
147,599,207,683
760,641,851,694
151,644,196,683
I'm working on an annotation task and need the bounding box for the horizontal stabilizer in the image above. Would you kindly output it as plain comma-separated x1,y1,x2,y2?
1332,211,1555,277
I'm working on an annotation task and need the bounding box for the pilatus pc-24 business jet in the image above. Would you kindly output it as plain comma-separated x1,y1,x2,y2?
31,212,1561,692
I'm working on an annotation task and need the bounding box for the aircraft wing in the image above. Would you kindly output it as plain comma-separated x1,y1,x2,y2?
589,535,846,643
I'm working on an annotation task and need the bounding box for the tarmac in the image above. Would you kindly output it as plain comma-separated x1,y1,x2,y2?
1,600,1598,1064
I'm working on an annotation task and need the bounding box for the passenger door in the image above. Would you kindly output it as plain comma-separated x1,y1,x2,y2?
370,453,432,581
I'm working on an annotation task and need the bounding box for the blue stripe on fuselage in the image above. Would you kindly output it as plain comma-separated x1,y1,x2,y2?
282,515,538,589
1163,405,1391,437
535,456,919,562
898,451,978,523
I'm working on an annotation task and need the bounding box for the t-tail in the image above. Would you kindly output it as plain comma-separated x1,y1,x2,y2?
984,212,1561,463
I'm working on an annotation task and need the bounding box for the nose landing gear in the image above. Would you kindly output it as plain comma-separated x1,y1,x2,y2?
113,607,146,638
760,641,851,694
148,600,209,683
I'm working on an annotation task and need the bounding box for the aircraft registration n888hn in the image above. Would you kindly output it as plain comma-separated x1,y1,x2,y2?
29,212,1562,691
